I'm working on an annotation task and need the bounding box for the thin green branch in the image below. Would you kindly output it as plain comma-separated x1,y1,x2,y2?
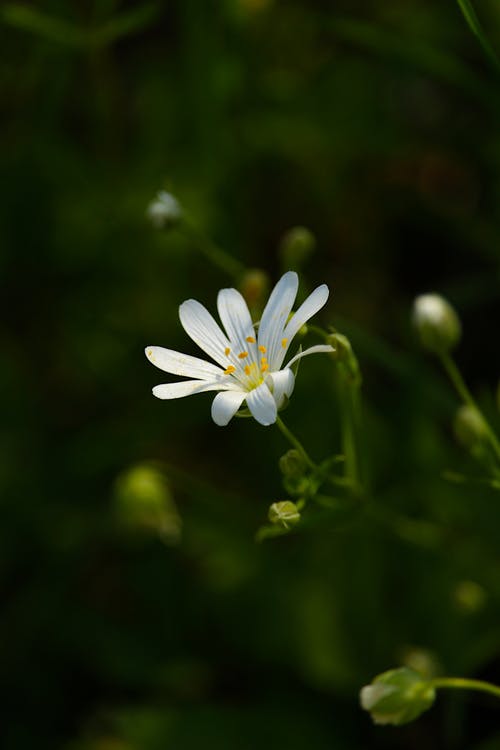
276,417,317,472
430,676,500,700
456,0,500,74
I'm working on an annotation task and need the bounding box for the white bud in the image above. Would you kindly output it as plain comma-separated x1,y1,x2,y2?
147,191,182,229
413,293,461,354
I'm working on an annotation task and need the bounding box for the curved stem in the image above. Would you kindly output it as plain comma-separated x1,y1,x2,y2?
430,676,500,700
439,353,500,463
276,416,316,471
455,0,500,75
183,219,245,280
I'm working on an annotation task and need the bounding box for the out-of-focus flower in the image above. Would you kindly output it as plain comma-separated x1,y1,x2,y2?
146,271,333,426
146,190,182,229
413,293,461,354
360,667,436,726
279,226,316,269
453,404,489,452
268,500,301,528
114,463,181,544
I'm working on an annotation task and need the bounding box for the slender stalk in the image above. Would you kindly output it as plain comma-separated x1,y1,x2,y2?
455,0,500,75
439,353,500,462
276,416,316,471
430,676,500,700
183,220,245,280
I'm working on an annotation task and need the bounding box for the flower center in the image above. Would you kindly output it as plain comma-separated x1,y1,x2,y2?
223,343,269,390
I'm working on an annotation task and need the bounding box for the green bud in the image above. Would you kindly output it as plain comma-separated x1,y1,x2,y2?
268,501,301,528
453,405,489,452
239,268,270,312
453,580,487,614
279,226,316,269
360,667,436,726
413,294,461,354
114,463,181,544
400,647,439,679
279,449,307,479
327,332,361,385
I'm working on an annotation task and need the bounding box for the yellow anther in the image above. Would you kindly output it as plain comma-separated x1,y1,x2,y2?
281,338,288,348
224,365,236,375
244,365,251,375
260,357,267,366
238,351,249,359
258,345,266,353
246,336,256,344
224,347,231,356
261,363,269,373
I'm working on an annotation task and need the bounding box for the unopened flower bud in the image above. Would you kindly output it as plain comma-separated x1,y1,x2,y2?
279,226,316,269
453,405,489,451
360,667,436,726
268,500,301,528
279,449,307,479
114,463,181,544
327,332,361,384
147,191,182,229
239,268,270,312
413,294,461,354
453,580,486,613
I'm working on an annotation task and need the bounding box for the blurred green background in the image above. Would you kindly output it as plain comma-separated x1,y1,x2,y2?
2,1,500,748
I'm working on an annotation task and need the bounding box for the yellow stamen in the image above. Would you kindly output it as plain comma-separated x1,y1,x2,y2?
281,338,288,348
258,345,266,353
224,365,236,375
246,336,256,344
224,347,231,356
238,351,249,359
261,357,267,366
261,363,269,373
244,365,251,376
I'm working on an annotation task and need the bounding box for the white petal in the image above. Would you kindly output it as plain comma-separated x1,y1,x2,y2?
283,284,330,344
268,368,295,409
145,346,224,380
217,288,256,358
211,390,247,426
245,382,277,426
258,271,298,370
286,344,334,369
179,299,231,368
152,379,236,399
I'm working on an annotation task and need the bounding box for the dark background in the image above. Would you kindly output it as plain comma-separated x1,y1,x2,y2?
1,1,500,748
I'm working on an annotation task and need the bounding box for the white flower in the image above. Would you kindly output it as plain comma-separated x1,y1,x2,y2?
145,271,333,427
146,191,182,229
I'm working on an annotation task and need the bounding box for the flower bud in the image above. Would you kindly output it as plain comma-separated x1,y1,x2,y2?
453,580,486,614
268,500,301,528
327,332,361,385
239,268,270,313
279,226,316,269
279,449,307,479
360,667,436,726
114,463,181,544
147,190,182,229
413,294,461,354
453,405,489,452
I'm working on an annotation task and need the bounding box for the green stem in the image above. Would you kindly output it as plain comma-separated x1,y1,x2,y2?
439,353,500,463
455,0,500,75
183,219,245,280
276,416,316,472
430,676,500,700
